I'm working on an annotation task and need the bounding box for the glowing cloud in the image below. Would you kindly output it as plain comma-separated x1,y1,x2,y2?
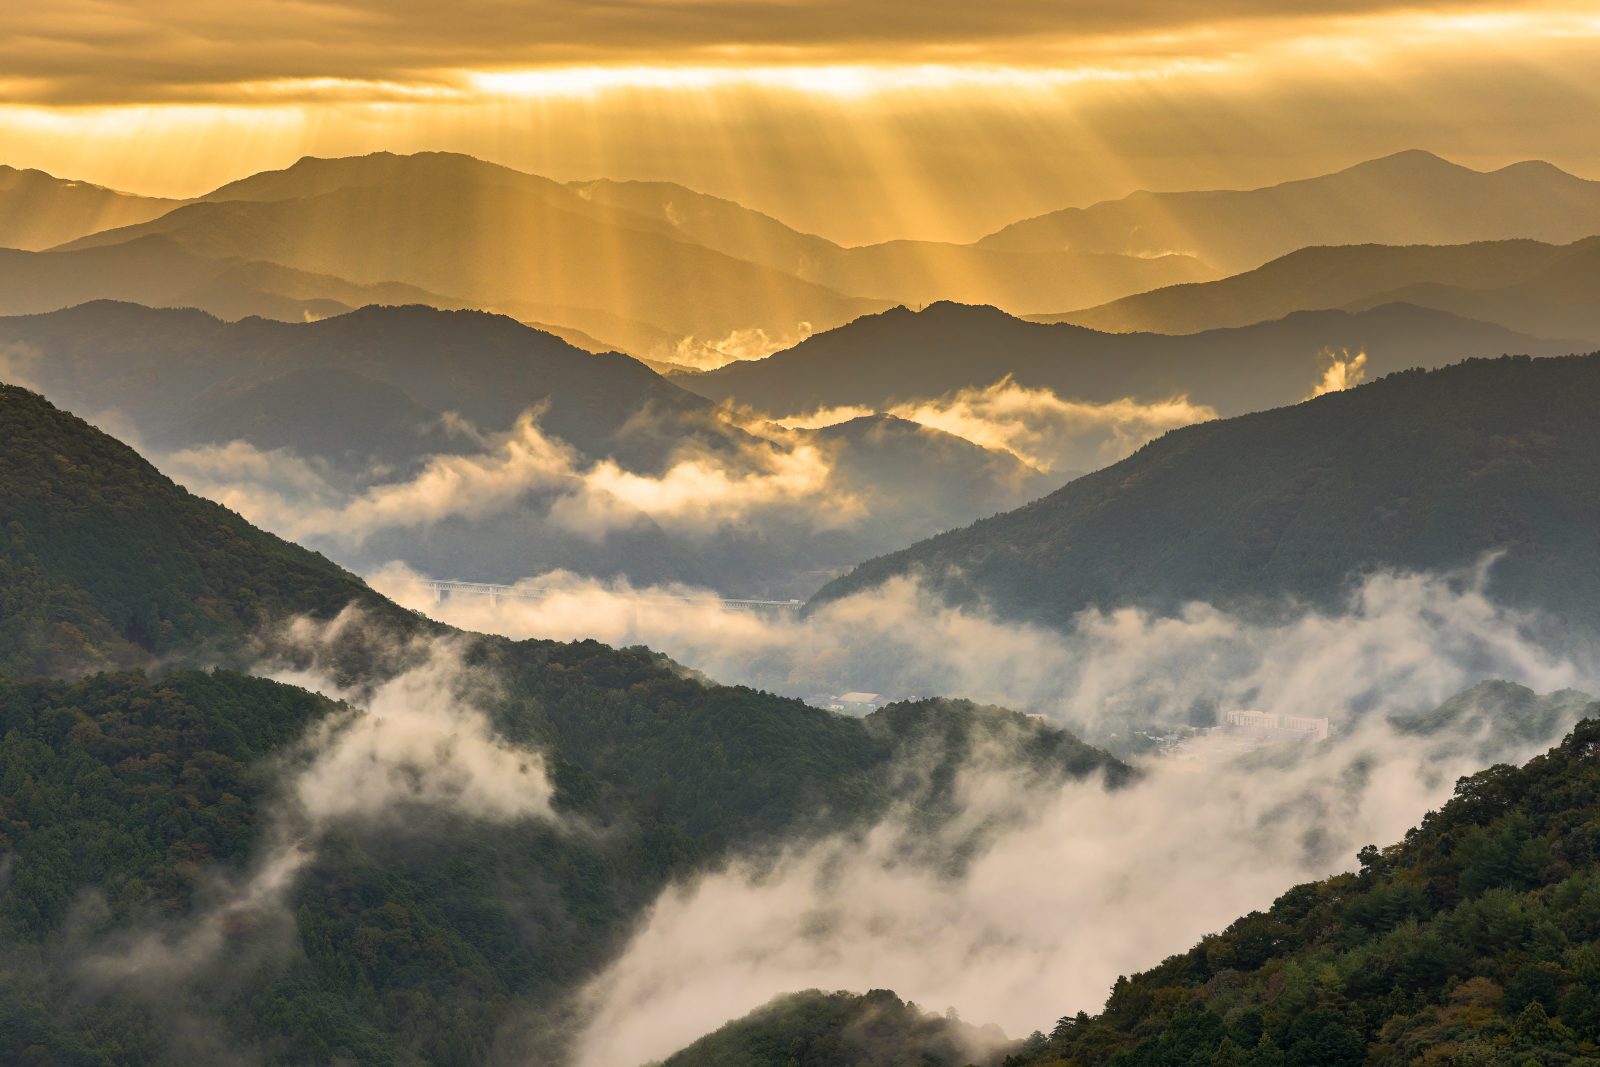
767,379,1216,473
371,556,1592,742
161,410,866,545
1308,348,1370,398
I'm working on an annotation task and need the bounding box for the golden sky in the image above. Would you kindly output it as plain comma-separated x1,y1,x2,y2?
4,0,1599,243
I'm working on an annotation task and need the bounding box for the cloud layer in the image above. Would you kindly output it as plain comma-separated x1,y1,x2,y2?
158,385,1199,570
0,1,1535,105
372,558,1590,742
162,410,854,546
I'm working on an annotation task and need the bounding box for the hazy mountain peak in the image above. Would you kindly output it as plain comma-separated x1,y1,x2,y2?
199,149,559,204
817,411,948,439
29,297,224,328
1336,147,1465,177
1491,157,1583,180
0,165,177,250
0,163,122,194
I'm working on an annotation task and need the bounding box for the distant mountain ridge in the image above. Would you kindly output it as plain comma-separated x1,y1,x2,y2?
1042,236,1600,343
683,300,1579,417
0,233,473,323
33,151,1199,361
0,164,177,251
8,149,1600,363
0,301,1054,596
0,300,696,466
51,154,888,363
981,149,1600,273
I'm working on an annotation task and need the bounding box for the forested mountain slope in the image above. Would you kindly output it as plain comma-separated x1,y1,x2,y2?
810,354,1600,631
1012,712,1600,1066
0,382,1126,1064
0,383,392,677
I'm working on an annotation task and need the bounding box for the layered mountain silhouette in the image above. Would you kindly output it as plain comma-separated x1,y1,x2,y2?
684,300,1577,417
982,150,1600,273
50,152,884,363
570,178,1212,310
0,302,1053,595
8,150,1599,363
0,234,472,323
1044,236,1600,342
24,152,1195,361
810,353,1600,630
0,301,697,465
0,164,176,250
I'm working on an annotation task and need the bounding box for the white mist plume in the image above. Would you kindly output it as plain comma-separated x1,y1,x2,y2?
674,323,815,369
78,833,315,989
1308,347,1369,398
569,711,1575,1067
550,441,849,538
774,404,876,430
273,639,556,824
79,625,558,986
887,378,1213,473
385,554,1581,1065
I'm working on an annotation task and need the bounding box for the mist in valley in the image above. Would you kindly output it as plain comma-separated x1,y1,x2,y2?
7,10,1600,1063
366,557,1600,1062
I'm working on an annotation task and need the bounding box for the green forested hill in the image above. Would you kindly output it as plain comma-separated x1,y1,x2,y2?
0,383,1127,1064
0,670,334,935
810,354,1600,632
0,382,398,676
660,988,1013,1067
1011,710,1600,1067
